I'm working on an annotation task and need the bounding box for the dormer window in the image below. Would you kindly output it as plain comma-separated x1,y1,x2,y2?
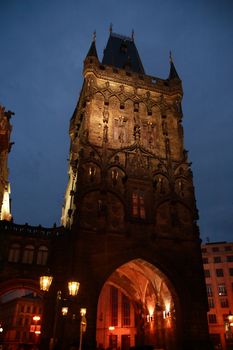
120,42,128,53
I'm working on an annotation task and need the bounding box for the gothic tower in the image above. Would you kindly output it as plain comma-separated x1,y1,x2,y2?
58,31,211,350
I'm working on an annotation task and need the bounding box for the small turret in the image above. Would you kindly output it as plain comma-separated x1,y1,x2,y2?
84,31,99,64
168,51,180,80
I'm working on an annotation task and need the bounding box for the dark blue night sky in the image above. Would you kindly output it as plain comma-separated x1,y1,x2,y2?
0,0,233,242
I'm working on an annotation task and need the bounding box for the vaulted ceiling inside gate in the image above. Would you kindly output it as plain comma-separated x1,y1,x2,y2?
106,258,174,312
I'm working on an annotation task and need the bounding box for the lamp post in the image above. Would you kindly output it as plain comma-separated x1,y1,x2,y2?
225,311,233,350
79,308,87,350
39,274,80,350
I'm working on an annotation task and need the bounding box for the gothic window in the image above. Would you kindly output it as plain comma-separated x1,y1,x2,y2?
22,245,34,264
111,169,118,185
88,165,96,182
202,257,208,264
157,177,165,194
122,294,130,326
36,245,48,265
8,243,21,263
131,191,145,219
110,286,118,326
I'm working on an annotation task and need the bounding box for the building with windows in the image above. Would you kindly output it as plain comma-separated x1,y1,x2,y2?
0,292,43,350
0,30,212,350
202,242,233,350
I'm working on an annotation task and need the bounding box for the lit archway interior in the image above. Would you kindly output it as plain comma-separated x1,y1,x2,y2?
97,259,178,350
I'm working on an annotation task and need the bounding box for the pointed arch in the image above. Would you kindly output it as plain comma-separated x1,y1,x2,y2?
96,258,180,349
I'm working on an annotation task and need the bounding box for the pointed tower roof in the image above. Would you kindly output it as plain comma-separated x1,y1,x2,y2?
168,51,180,80
102,31,145,74
85,31,99,60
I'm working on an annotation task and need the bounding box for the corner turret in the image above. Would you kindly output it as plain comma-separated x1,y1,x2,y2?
168,51,180,80
84,31,99,65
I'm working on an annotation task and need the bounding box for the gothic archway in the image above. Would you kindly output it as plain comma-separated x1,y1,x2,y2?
96,259,179,350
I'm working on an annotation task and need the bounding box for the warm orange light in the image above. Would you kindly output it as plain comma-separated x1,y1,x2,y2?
62,307,68,316
80,308,87,316
33,315,41,322
68,281,80,296
108,326,115,331
30,325,35,332
0,186,12,221
39,275,53,291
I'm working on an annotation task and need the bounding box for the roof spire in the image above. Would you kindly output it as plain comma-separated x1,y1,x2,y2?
85,32,99,61
109,23,113,34
169,50,173,63
168,50,180,80
93,30,96,42
131,29,134,41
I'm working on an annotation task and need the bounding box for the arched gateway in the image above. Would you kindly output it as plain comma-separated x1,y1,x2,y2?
97,259,179,350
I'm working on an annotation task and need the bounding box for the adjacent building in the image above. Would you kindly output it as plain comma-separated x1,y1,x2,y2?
0,293,43,350
202,242,233,350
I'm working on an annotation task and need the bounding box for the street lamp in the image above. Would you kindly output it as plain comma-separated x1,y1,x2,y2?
39,274,80,350
39,275,53,292
68,281,80,297
79,308,87,350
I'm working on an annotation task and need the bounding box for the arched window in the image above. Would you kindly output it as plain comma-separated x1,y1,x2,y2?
131,191,145,219
22,245,34,264
36,245,48,265
8,243,21,263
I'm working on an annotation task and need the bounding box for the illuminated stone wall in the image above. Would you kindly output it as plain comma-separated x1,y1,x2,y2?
0,105,13,221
